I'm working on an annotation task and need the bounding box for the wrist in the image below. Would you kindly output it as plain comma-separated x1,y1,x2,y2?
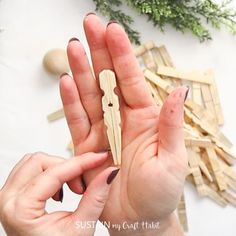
108,213,184,236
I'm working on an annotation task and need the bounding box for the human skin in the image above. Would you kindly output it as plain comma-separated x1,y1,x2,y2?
60,13,188,235
0,152,119,236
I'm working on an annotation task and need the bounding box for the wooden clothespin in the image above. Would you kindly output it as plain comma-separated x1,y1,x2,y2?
99,70,122,166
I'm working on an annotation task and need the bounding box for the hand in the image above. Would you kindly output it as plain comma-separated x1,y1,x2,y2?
60,14,188,235
0,152,119,236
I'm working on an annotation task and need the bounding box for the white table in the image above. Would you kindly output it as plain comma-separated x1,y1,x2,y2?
1,0,236,235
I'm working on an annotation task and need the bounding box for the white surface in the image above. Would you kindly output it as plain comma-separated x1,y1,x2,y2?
0,0,236,235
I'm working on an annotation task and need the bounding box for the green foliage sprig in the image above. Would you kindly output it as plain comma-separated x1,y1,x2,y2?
92,0,236,44
93,0,140,44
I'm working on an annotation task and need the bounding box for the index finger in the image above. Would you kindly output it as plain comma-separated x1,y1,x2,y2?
24,152,108,202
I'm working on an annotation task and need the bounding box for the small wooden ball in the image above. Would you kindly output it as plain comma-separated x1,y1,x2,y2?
43,49,70,76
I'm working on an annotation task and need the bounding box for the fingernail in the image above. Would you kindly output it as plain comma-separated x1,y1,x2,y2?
107,20,118,28
60,72,69,78
81,176,87,192
86,12,96,16
107,169,120,184
69,37,80,43
97,150,109,154
59,187,64,202
184,87,190,102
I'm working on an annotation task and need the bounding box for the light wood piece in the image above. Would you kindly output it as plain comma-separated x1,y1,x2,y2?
156,66,213,84
47,108,64,122
99,70,122,166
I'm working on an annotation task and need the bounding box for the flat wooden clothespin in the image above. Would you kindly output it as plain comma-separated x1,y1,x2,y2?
99,70,122,166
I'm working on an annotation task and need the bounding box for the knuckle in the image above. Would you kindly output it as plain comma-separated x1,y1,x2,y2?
81,89,100,103
31,151,47,158
68,114,88,126
119,75,143,87
29,152,48,163
91,194,107,209
21,153,33,161
44,168,62,186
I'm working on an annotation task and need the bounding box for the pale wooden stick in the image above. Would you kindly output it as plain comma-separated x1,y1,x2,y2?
211,83,224,125
206,69,224,125
184,123,201,138
185,137,212,148
142,50,157,72
184,108,231,149
156,45,182,87
67,140,74,152
204,185,227,207
220,191,236,207
205,147,227,191
201,84,217,124
144,69,174,94
152,47,165,67
225,176,236,192
185,99,216,128
215,132,233,149
187,148,206,196
47,108,64,122
99,70,122,166
184,107,218,137
211,137,236,159
186,175,227,206
192,82,202,106
219,160,236,181
156,66,212,84
146,48,171,99
186,166,193,176
134,41,155,57
157,45,175,67
215,147,234,166
199,160,213,182
184,98,217,129
177,192,188,232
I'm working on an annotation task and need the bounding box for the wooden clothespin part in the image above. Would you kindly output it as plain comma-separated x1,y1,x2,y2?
99,70,122,166
47,108,64,122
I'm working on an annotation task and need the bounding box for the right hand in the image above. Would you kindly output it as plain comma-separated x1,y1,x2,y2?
0,151,118,236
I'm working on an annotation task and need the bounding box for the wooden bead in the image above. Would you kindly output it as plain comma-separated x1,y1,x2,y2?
43,49,70,76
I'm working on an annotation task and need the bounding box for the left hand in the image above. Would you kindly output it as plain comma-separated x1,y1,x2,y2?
0,151,118,236
60,14,188,235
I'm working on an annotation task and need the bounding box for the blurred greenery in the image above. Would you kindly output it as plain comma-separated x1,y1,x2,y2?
92,0,236,44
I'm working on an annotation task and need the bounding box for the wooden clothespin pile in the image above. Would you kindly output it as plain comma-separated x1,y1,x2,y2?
47,41,236,232
134,41,236,231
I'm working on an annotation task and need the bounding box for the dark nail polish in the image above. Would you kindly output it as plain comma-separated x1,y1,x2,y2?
184,87,190,102
86,12,96,16
60,72,69,78
69,37,80,43
107,20,118,27
107,169,120,184
81,176,87,192
59,187,64,202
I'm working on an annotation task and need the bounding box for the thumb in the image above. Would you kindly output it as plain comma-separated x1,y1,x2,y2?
158,86,189,154
72,167,119,226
